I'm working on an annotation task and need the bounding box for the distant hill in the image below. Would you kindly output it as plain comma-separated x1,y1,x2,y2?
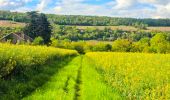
1,10,170,26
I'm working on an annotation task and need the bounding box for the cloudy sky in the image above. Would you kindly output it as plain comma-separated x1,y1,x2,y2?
0,0,170,18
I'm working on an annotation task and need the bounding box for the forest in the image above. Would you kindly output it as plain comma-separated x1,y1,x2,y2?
1,10,170,26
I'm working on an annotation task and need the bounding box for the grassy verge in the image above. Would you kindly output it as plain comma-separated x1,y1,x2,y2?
80,56,122,100
23,56,83,100
0,56,75,100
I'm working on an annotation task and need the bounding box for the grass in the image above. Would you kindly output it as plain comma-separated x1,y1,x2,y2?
81,56,122,100
0,43,78,100
23,55,123,100
23,56,83,100
0,56,74,100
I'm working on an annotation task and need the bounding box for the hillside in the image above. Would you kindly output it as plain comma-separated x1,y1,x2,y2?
1,10,170,26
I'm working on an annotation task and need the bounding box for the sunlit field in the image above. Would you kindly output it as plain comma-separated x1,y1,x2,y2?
86,52,170,99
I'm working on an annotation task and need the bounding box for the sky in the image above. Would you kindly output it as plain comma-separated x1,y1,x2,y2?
0,0,170,18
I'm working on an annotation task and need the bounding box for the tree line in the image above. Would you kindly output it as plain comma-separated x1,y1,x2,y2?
1,10,170,26
50,33,170,54
0,11,169,54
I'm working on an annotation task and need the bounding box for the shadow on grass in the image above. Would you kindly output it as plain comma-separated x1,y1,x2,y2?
0,56,76,100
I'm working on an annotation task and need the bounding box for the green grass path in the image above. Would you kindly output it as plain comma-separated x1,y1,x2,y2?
23,56,121,100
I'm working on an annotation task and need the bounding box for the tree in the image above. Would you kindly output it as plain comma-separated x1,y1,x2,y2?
112,39,132,52
150,33,168,53
131,37,150,52
24,11,51,44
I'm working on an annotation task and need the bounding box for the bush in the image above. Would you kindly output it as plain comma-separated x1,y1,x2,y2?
32,36,44,45
112,39,132,52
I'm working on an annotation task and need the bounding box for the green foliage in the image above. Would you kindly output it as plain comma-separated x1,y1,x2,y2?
0,56,73,100
132,22,148,29
0,27,23,38
150,33,169,53
1,10,170,26
23,56,82,100
131,37,150,52
50,37,59,47
32,36,44,45
0,43,78,78
112,39,132,52
73,42,85,54
24,11,51,44
51,25,154,41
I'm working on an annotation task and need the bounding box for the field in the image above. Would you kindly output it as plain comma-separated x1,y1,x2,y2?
6,52,167,100
0,20,25,27
0,43,170,99
1,20,170,32
86,52,170,99
74,25,170,32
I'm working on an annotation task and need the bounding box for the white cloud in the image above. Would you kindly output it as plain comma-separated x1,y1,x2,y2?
53,0,113,16
36,0,51,12
0,0,32,10
114,0,136,9
1,0,170,18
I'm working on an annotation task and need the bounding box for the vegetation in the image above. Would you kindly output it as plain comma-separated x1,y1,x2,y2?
23,56,82,100
0,27,23,38
50,32,170,54
23,56,122,100
0,43,78,78
1,10,170,26
86,52,170,99
0,43,78,99
51,25,170,42
24,11,51,44
0,10,170,100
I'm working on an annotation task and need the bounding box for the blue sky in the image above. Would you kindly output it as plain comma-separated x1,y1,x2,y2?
0,0,170,18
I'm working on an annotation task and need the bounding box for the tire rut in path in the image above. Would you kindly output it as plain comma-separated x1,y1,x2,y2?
74,56,83,100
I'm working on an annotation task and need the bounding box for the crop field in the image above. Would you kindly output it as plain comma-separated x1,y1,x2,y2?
74,25,170,32
0,44,170,100
1,20,170,32
148,27,170,32
75,25,138,31
86,52,170,99
0,20,25,27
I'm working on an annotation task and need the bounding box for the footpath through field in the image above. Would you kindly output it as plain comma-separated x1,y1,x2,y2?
23,56,121,100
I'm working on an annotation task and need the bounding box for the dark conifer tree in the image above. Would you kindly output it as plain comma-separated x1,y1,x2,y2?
24,11,51,44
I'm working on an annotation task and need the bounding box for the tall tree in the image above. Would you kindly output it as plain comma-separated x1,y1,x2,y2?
24,11,51,44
